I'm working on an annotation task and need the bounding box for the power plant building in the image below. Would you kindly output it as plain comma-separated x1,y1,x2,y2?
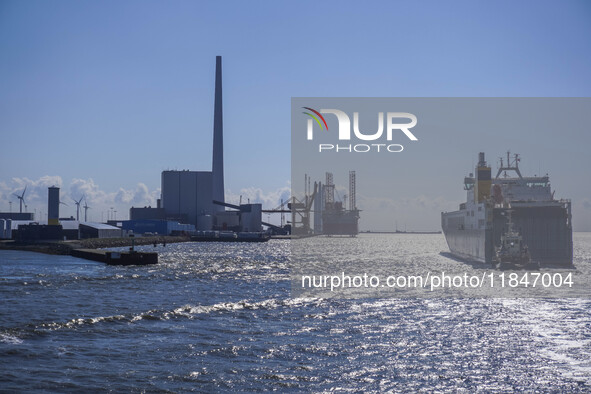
129,56,259,232
156,57,223,227
160,170,213,226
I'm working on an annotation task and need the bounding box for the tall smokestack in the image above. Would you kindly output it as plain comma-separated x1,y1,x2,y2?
212,56,225,211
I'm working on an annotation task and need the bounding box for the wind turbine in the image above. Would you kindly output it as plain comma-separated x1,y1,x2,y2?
12,187,27,213
83,197,91,222
72,195,84,221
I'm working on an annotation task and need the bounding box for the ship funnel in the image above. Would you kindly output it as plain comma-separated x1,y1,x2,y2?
478,152,486,167
475,152,491,203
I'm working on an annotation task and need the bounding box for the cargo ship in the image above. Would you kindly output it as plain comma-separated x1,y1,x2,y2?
441,152,573,267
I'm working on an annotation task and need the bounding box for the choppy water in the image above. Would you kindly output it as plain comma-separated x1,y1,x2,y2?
1,234,591,391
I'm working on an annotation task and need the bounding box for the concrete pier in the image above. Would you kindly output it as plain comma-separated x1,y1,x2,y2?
71,249,158,265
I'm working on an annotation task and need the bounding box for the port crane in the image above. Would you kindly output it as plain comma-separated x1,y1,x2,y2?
289,181,318,235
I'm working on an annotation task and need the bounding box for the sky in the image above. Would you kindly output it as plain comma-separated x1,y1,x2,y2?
1,1,590,227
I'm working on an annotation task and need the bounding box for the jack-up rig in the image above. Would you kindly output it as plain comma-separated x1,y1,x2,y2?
286,171,360,236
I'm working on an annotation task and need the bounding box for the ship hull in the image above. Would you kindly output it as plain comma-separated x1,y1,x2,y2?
322,211,359,236
440,225,493,263
442,204,573,267
492,205,572,266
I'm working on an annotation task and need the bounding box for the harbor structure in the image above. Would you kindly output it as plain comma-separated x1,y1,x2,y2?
321,171,359,235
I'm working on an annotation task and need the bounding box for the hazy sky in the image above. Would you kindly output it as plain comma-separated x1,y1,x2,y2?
1,1,590,226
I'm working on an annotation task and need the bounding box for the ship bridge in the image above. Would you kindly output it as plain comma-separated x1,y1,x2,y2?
492,152,553,203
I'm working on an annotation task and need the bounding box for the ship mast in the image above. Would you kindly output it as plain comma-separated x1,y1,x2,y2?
496,151,522,179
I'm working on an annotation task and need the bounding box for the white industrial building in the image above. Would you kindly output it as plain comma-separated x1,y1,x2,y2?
79,223,122,239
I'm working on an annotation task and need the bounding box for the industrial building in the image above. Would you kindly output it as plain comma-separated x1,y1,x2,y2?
0,185,123,241
6,217,81,241
3,219,122,241
129,206,165,220
119,220,195,236
79,223,123,239
0,219,14,239
15,222,80,241
208,201,263,232
15,224,66,242
128,56,265,233
160,170,213,226
0,213,34,221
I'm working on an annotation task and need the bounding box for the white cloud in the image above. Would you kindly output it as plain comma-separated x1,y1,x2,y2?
226,182,291,226
226,182,291,209
0,176,159,222
0,176,289,224
0,176,63,212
